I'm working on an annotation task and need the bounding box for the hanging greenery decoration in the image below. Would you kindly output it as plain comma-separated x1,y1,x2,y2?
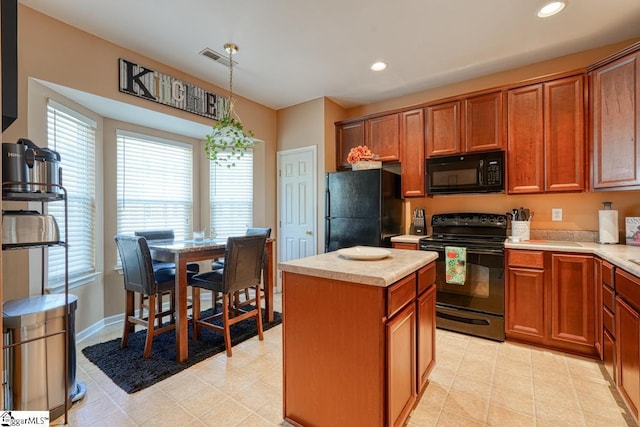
204,43,258,168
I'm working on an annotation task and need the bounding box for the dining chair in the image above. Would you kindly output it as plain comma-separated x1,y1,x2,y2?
134,229,199,319
190,235,267,356
115,234,177,358
211,227,271,305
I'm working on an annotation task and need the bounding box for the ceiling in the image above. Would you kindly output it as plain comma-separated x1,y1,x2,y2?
20,0,640,112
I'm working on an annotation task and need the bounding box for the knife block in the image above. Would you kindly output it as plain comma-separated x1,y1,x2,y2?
410,219,427,235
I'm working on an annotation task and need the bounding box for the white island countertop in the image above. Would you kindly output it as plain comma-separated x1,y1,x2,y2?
278,247,438,287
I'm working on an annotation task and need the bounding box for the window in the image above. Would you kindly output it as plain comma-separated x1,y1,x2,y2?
47,100,97,286
116,131,193,241
210,151,253,238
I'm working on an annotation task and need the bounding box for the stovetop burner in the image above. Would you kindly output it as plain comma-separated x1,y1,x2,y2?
431,212,508,229
421,212,508,248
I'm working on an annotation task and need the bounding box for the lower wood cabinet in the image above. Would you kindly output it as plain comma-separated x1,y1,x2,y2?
282,261,436,427
387,303,416,427
417,284,436,391
506,249,597,356
616,295,640,418
549,253,595,354
616,268,640,420
601,259,616,383
507,264,546,342
506,250,546,342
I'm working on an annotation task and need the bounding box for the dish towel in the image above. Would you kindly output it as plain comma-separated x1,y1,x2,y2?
445,246,467,285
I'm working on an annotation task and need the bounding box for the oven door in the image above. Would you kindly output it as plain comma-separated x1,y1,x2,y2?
421,243,505,316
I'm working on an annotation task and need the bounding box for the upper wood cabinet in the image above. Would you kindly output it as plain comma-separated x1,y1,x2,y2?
464,91,504,152
507,74,585,194
545,76,585,192
590,48,640,190
507,84,544,193
400,109,425,197
425,100,460,157
426,91,503,157
367,113,400,162
336,120,364,169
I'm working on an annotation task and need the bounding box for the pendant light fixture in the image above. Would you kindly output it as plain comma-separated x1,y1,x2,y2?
205,43,256,168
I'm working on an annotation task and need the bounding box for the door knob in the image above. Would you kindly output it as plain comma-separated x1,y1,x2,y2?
305,230,313,235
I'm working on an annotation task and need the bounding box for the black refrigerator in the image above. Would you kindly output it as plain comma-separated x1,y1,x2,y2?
325,168,402,252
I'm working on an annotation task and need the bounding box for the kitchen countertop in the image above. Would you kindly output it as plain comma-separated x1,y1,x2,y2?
390,234,425,244
505,240,640,277
278,248,438,287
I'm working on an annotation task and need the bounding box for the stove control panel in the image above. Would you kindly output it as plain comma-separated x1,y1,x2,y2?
431,213,507,228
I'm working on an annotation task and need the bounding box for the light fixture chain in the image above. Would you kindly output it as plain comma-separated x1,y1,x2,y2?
228,48,234,105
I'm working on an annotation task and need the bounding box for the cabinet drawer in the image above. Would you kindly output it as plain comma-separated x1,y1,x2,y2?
392,242,418,250
603,284,615,313
603,305,615,337
508,250,544,269
616,269,640,312
417,263,436,295
602,261,615,288
388,274,417,318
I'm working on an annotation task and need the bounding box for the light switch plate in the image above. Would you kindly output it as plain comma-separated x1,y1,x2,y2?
552,208,563,221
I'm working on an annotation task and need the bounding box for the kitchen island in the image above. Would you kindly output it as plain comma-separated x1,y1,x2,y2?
279,248,438,427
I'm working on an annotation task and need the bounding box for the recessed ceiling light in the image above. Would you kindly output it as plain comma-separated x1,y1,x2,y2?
537,1,566,18
371,61,387,71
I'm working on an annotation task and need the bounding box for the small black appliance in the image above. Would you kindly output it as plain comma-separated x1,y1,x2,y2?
425,150,504,194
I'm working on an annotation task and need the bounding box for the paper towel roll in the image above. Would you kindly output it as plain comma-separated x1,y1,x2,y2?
599,209,619,244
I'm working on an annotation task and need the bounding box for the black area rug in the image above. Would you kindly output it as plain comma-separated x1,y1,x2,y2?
81,307,282,394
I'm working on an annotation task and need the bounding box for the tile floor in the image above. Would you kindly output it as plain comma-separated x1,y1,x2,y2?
53,294,636,426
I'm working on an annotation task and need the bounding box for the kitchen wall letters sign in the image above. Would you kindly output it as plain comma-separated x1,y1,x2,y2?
118,58,227,120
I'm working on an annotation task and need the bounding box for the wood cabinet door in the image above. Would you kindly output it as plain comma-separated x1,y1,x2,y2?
544,75,585,192
506,267,545,342
336,121,364,169
591,52,640,189
507,84,544,193
367,113,400,161
386,303,416,427
464,91,504,152
425,101,461,157
417,285,436,393
549,254,596,355
616,296,640,418
400,109,425,197
595,257,603,359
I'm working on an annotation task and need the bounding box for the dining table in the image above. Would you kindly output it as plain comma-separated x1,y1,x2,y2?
148,237,275,363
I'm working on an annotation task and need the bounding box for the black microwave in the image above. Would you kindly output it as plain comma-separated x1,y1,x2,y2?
425,151,504,194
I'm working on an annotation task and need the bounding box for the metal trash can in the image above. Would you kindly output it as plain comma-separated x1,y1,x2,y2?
2,294,78,418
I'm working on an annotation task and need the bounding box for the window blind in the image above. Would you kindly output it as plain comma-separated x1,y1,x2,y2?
210,151,253,238
116,131,193,242
46,100,97,286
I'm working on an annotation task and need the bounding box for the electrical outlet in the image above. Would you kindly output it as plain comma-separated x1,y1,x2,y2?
552,208,563,221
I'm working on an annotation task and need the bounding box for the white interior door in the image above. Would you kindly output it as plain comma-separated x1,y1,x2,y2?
278,146,317,269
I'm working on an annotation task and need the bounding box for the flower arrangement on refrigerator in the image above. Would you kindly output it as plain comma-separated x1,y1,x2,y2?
347,145,375,164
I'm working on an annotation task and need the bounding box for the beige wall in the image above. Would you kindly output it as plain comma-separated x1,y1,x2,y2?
407,191,640,239
1,5,278,333
277,98,326,253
